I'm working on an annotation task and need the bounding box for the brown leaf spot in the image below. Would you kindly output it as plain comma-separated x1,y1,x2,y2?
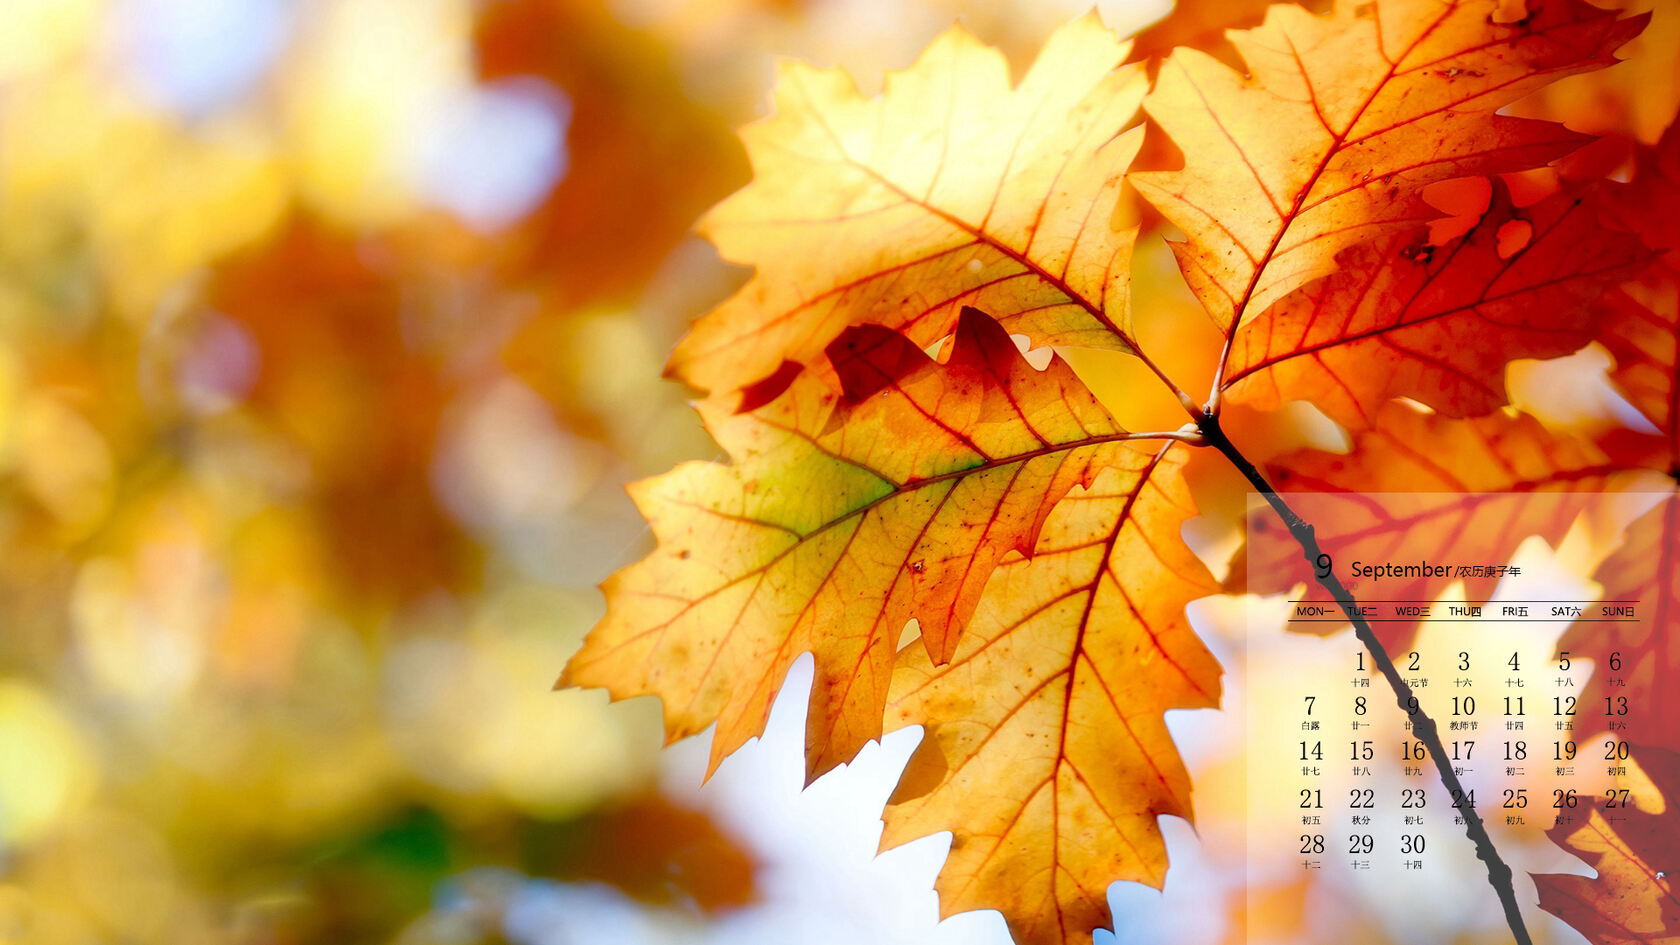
735,360,806,413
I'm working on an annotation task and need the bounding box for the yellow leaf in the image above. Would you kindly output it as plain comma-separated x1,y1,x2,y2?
668,13,1147,405
566,310,1160,781
882,447,1220,945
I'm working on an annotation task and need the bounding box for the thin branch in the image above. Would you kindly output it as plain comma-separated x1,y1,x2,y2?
1196,413,1534,945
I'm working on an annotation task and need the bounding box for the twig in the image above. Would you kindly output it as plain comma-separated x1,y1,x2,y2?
1196,413,1534,945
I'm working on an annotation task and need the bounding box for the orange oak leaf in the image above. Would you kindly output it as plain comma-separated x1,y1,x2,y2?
544,793,760,913
1558,494,1680,757
473,0,748,309
1131,0,1645,335
1559,124,1680,758
1598,123,1680,463
667,13,1148,405
1533,747,1680,945
1241,404,1623,650
1221,181,1650,428
1126,0,1298,66
1511,0,1680,152
881,446,1220,945
208,218,481,603
564,309,1157,780
562,10,1661,944
1602,260,1680,463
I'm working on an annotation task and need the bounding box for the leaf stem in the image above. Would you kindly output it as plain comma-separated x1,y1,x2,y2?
1131,428,1205,445
1205,330,1236,416
1195,413,1534,945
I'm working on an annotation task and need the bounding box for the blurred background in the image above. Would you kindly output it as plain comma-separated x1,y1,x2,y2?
0,1,1172,942
0,0,1673,943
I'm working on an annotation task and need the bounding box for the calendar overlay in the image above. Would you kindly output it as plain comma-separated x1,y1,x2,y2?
1241,492,1667,945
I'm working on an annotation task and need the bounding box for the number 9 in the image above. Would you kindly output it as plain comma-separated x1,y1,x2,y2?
1315,553,1332,579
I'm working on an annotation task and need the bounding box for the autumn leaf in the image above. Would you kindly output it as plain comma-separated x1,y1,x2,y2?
535,793,760,913
1556,125,1680,759
1602,261,1680,464
1241,404,1623,649
563,309,1165,780
473,0,749,309
881,447,1220,945
566,7,1664,944
1556,495,1680,756
667,13,1148,405
1132,0,1645,336
1222,181,1649,427
209,218,481,604
1533,747,1680,945
1126,0,1298,67
1598,123,1680,463
1510,0,1680,150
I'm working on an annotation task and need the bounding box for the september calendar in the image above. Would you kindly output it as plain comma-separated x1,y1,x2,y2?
1241,491,1668,945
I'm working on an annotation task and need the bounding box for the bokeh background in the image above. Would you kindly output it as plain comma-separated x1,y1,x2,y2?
0,0,1674,943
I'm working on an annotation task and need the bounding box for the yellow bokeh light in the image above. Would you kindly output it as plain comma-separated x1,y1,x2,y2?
282,0,474,225
0,682,94,847
0,0,97,82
